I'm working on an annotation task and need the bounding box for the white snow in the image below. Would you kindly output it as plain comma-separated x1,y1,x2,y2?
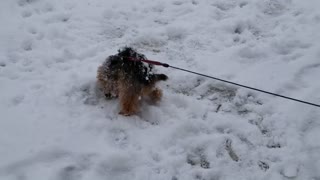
1,0,320,179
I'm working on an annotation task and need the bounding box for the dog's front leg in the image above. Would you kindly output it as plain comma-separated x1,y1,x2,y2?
118,83,140,116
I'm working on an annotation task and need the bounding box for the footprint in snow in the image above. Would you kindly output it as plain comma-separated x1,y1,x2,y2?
45,13,71,24
1,150,97,180
56,155,95,180
41,3,55,13
211,1,237,11
21,10,32,18
18,0,38,7
58,165,84,180
11,95,25,106
172,1,184,6
21,39,33,51
260,0,290,16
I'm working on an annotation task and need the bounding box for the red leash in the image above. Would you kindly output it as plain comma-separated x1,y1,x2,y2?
127,57,169,67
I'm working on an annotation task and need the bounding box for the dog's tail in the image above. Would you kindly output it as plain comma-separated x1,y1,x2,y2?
150,74,168,83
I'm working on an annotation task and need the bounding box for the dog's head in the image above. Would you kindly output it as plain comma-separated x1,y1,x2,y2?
108,47,154,84
117,47,146,60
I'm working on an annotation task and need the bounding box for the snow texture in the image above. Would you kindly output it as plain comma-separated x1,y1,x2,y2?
1,0,320,180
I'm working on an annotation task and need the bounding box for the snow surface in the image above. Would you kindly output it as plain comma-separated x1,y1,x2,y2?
1,0,320,179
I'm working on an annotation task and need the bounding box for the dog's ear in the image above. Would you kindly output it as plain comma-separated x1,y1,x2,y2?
151,74,168,82
157,74,168,81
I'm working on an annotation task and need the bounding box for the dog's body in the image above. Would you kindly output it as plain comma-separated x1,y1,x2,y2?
97,47,168,116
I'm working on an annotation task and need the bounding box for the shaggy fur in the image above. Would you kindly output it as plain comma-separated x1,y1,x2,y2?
97,47,168,116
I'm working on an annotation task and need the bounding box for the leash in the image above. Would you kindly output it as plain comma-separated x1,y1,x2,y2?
128,57,320,108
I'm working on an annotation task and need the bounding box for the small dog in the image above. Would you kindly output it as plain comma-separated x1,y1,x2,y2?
97,47,168,116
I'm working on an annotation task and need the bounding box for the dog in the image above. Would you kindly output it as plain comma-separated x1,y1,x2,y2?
97,47,168,116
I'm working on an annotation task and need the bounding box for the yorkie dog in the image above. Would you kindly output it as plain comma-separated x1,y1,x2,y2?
97,47,168,116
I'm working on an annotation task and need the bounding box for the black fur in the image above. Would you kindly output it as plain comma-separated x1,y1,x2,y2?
105,47,166,85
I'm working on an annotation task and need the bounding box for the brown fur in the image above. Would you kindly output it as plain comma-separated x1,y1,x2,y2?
97,47,168,116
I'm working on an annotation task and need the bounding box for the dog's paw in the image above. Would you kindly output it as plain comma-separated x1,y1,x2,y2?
105,93,112,99
119,111,132,116
105,93,118,99
149,88,163,103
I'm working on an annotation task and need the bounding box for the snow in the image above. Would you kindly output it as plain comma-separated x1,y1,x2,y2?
1,0,320,179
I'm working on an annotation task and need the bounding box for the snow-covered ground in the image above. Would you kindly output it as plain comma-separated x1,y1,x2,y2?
1,0,320,179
